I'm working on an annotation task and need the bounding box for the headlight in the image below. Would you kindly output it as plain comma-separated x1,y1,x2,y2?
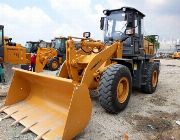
103,10,108,15
83,32,91,38
103,10,110,15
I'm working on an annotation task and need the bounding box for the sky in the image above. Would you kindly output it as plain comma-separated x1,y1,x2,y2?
0,0,180,45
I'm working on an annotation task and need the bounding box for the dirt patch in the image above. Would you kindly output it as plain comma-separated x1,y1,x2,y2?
3,63,20,84
165,64,180,68
0,116,37,140
0,84,9,97
128,110,180,140
0,96,5,108
149,95,168,106
158,129,180,140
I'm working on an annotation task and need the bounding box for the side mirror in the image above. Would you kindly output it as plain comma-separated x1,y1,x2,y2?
127,13,134,28
100,17,105,30
83,32,91,38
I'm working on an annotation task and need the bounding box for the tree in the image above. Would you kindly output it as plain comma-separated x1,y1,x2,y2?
145,35,160,51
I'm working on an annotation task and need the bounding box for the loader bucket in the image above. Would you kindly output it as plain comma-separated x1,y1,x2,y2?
1,68,92,140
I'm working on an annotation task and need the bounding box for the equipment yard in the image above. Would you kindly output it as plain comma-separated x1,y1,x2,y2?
0,59,180,140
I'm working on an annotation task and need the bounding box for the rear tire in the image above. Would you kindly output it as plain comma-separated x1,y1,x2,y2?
141,62,159,94
98,64,132,114
48,58,60,71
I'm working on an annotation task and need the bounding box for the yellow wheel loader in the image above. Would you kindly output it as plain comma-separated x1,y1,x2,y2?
172,45,180,59
35,37,68,72
172,52,180,59
22,40,53,72
0,25,30,83
0,26,27,65
35,47,59,72
26,40,52,54
1,7,160,140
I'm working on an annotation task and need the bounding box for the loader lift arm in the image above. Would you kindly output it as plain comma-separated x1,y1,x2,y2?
35,47,58,72
59,37,123,89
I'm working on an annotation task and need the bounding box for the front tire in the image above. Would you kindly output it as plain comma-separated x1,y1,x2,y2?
98,64,132,114
48,58,60,71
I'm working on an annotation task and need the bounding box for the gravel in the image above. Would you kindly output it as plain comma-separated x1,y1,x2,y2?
0,59,180,140
3,63,21,84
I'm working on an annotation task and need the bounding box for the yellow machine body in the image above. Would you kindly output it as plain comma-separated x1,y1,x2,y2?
3,37,28,64
4,46,27,64
26,53,31,64
35,47,57,72
172,52,180,59
144,39,156,55
2,37,123,140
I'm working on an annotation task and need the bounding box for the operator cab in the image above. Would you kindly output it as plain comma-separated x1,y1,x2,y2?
52,37,68,54
25,41,40,53
100,7,145,58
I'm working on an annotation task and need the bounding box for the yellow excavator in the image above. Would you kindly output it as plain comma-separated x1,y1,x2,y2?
1,7,160,140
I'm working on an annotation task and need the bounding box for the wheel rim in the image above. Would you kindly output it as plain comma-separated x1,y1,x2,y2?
152,70,158,88
117,77,129,103
52,61,58,69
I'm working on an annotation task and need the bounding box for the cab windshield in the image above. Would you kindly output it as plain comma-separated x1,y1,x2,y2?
25,43,32,48
25,43,33,53
54,39,66,50
104,12,127,40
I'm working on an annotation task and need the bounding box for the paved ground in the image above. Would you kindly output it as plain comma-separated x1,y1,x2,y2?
0,59,180,140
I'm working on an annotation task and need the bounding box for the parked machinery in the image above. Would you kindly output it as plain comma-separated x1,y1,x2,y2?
1,7,160,140
0,26,27,65
35,37,68,72
172,45,180,59
0,25,29,83
144,35,159,55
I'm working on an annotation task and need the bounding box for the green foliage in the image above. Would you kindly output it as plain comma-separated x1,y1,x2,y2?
145,35,160,50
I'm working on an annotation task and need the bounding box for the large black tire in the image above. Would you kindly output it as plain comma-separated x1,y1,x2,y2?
141,62,159,94
98,64,132,114
48,58,60,71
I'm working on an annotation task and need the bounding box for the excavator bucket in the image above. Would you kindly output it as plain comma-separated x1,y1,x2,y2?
1,68,92,140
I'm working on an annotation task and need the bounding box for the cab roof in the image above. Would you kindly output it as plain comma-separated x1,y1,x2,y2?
104,7,145,17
